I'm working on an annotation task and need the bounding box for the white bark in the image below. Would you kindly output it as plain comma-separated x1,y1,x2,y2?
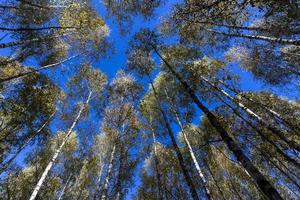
201,76,263,121
217,79,299,133
29,92,92,200
57,174,72,200
0,33,71,49
201,76,300,151
0,52,86,84
0,111,56,174
164,89,212,199
100,144,116,200
205,28,300,46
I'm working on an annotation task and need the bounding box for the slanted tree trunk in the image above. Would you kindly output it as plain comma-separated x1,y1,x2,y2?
0,32,71,49
29,92,92,200
228,177,243,200
214,92,300,168
16,0,67,9
204,28,300,46
149,118,164,200
0,5,24,10
203,159,226,200
152,46,283,200
164,89,212,200
93,164,104,200
0,52,85,84
101,144,116,200
115,144,125,200
245,136,300,191
180,18,270,32
0,111,56,175
57,174,72,200
217,79,300,134
148,76,200,200
201,76,300,152
0,26,79,32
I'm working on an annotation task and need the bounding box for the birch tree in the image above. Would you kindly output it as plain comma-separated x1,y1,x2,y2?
28,64,106,200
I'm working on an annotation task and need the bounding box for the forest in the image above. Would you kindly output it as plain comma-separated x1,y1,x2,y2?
0,0,299,199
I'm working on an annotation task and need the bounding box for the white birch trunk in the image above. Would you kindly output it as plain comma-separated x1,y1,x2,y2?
0,52,85,84
164,89,212,199
29,92,92,200
217,79,300,133
201,76,300,151
0,111,56,174
57,174,72,200
100,144,116,200
205,28,300,45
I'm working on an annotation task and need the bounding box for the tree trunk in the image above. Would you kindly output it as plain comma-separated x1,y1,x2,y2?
29,92,92,200
214,92,300,168
181,18,270,32
0,111,56,175
148,77,200,200
217,79,300,134
164,89,212,200
0,52,85,84
115,144,125,200
100,144,116,200
93,164,104,200
0,26,79,32
152,46,283,200
57,174,72,200
205,28,300,46
228,177,243,200
16,0,67,9
0,33,70,49
203,159,226,200
149,120,164,200
201,77,300,152
0,30,75,49
245,136,300,191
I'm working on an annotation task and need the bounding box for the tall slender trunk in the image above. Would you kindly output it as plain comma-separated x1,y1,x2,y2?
228,177,243,200
0,32,70,49
29,92,92,200
201,76,300,152
148,76,200,200
203,159,226,200
217,79,300,134
152,46,283,200
115,144,125,200
0,5,24,10
0,111,56,174
245,136,300,191
181,18,270,32
149,119,164,200
0,26,79,32
57,174,72,200
164,89,212,200
100,144,116,200
0,52,85,84
205,28,300,46
93,164,104,200
16,0,67,9
214,93,300,168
